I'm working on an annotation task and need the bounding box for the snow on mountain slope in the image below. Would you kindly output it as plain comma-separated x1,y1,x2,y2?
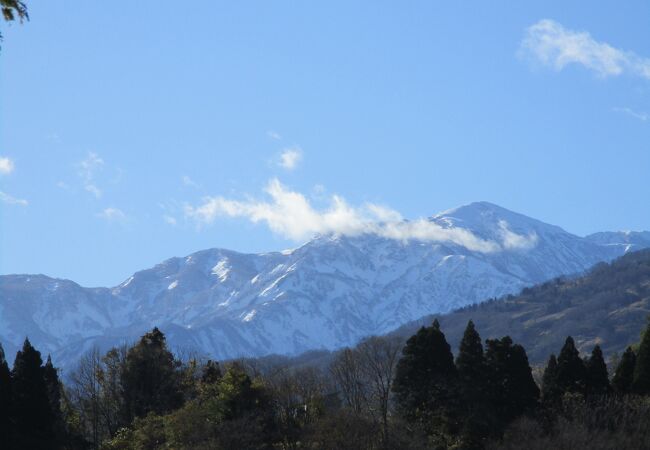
0,202,646,370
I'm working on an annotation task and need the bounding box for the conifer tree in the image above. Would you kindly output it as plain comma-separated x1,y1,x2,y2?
455,321,490,444
585,345,610,396
201,359,223,385
485,336,539,430
633,322,650,394
43,355,66,444
612,347,636,394
11,338,56,450
541,354,559,402
0,343,12,450
121,327,183,422
555,336,587,396
392,320,459,439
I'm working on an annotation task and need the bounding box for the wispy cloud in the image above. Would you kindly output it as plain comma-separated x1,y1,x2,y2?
498,220,538,250
520,19,650,79
78,152,105,198
0,191,28,206
97,207,127,223
0,157,15,175
182,175,200,189
184,178,536,253
613,107,649,122
278,147,302,171
267,130,282,140
163,215,178,226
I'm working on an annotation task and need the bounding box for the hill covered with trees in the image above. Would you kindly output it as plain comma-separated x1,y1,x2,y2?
392,248,650,363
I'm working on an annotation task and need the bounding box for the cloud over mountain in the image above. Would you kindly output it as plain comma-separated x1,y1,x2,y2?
185,178,536,252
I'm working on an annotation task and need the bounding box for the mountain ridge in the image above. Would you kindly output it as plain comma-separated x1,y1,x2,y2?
1,201,648,370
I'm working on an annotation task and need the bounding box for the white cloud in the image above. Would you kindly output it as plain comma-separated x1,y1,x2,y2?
182,175,200,188
184,178,535,253
520,19,650,79
267,130,282,140
84,184,102,198
278,147,302,170
0,157,15,175
97,207,127,222
613,107,649,121
498,220,538,250
78,152,105,198
163,215,178,226
0,191,28,206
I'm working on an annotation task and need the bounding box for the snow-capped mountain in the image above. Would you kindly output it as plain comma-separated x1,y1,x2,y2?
0,202,646,370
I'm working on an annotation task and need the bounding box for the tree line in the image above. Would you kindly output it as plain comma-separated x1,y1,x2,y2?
2,319,650,449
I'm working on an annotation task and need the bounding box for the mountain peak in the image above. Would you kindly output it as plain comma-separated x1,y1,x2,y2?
436,201,522,219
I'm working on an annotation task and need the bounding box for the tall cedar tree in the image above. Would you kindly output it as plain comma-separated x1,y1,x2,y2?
43,355,66,444
555,336,588,396
392,320,459,438
612,347,636,393
633,321,650,394
0,343,12,450
485,336,539,431
586,345,610,396
121,327,183,422
11,338,57,450
541,354,559,403
455,320,490,444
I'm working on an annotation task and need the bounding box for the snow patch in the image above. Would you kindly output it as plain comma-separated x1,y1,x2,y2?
168,280,179,290
211,259,230,282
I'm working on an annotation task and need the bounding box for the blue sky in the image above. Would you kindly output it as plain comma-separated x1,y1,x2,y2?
1,1,649,286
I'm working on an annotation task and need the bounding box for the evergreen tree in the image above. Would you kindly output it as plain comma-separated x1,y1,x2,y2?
633,321,650,394
11,338,56,450
0,343,12,450
121,327,183,422
392,320,459,440
455,321,490,444
201,359,223,385
207,363,268,421
485,336,539,431
555,336,587,396
585,345,610,396
612,347,636,394
541,354,559,402
43,355,66,444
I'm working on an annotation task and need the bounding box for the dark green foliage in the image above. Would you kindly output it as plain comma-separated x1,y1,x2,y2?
633,321,650,394
11,338,57,450
541,354,559,402
485,337,539,430
585,345,610,396
0,343,12,450
612,347,636,393
393,319,459,441
43,355,66,445
121,327,183,422
201,359,222,384
206,363,269,422
555,336,588,396
491,395,650,450
456,320,490,443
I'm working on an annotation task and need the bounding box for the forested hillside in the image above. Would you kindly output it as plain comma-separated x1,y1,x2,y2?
393,249,650,363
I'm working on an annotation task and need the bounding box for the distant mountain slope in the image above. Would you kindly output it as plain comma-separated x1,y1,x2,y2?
392,249,650,363
0,202,647,370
